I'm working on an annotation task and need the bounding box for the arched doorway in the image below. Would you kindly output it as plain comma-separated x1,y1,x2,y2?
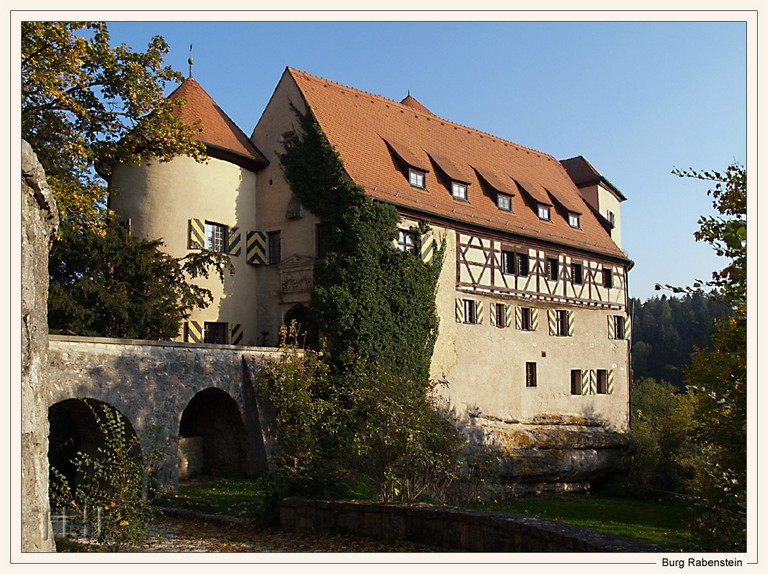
178,388,246,479
282,303,319,349
48,398,141,490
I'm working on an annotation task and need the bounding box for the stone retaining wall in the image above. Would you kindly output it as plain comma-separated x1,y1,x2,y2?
278,498,664,553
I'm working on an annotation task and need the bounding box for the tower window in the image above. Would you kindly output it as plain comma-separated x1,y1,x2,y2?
204,322,227,345
204,222,227,253
268,231,281,265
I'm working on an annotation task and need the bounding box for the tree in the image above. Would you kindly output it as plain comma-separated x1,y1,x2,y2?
667,165,747,551
22,21,206,229
48,217,232,339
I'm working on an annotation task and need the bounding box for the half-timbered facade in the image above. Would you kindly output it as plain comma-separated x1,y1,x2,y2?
110,67,633,482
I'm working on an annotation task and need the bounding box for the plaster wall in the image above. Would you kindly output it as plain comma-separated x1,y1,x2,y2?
110,156,262,345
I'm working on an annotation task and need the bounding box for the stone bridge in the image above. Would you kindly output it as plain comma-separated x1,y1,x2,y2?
46,335,281,486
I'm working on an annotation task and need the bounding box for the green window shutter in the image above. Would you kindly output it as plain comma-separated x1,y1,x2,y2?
476,301,484,324
246,231,267,265
607,369,615,394
455,299,464,323
625,314,632,341
230,323,243,345
567,310,574,336
531,308,539,331
490,303,497,326
188,219,205,249
547,309,557,336
514,306,522,330
589,369,597,395
505,304,513,328
185,321,202,344
228,226,242,256
607,315,616,339
420,230,435,264
580,369,590,396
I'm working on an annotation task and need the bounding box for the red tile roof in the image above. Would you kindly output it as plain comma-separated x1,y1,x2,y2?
288,68,626,261
168,77,267,166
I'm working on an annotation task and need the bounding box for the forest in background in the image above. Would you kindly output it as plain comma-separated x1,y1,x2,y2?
629,293,730,390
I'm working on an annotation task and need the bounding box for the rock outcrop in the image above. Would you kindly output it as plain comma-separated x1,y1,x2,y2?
21,140,58,552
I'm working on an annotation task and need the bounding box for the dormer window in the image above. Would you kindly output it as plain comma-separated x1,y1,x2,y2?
537,204,551,221
607,210,616,226
409,168,426,189
568,212,580,228
452,182,468,201
497,193,512,212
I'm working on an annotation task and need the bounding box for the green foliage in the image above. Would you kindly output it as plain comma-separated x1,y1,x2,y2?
48,216,233,339
268,105,462,503
629,293,728,389
22,21,206,230
617,378,696,498
658,164,747,551
50,400,173,551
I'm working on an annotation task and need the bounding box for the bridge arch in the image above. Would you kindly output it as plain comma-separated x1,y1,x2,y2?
178,388,247,479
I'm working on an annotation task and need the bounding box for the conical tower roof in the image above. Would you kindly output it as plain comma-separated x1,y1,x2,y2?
168,77,268,169
399,93,434,115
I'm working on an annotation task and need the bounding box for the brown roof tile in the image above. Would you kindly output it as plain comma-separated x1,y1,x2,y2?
288,68,626,260
168,78,267,165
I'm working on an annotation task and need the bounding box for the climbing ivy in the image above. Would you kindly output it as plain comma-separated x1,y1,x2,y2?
274,103,462,501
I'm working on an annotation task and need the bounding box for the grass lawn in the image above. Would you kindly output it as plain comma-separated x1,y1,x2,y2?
161,479,695,551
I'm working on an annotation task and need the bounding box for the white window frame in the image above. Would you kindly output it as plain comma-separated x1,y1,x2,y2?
537,204,551,221
497,193,512,211
204,221,227,253
409,168,426,189
397,229,419,255
452,181,468,201
568,212,580,228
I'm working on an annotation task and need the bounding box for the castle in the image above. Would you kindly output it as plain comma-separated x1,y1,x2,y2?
109,67,632,483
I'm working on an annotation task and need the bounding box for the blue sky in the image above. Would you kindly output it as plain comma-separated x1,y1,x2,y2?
106,18,748,301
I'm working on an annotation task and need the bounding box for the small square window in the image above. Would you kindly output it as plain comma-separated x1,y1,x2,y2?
452,182,468,201
520,307,534,331
525,362,537,388
568,212,580,228
547,258,559,281
409,168,426,189
463,299,478,324
398,229,419,255
204,222,227,253
502,251,530,277
603,267,613,288
497,193,512,211
268,231,281,265
204,322,228,345
596,370,609,394
572,263,583,285
537,204,551,221
570,370,582,395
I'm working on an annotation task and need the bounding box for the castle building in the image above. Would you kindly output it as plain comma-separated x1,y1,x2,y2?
110,67,632,482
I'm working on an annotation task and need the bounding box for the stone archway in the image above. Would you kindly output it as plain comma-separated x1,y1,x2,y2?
282,303,319,349
178,388,246,480
48,398,141,490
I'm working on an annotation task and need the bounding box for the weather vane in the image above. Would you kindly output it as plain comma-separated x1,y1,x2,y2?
188,43,194,78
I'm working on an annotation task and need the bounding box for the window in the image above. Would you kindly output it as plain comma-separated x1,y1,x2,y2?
525,362,537,388
520,307,534,331
613,315,625,339
397,229,419,255
607,210,616,226
452,182,468,201
547,258,559,281
603,267,613,288
268,231,281,265
568,212,580,228
409,168,426,189
572,263,583,285
463,299,478,324
497,193,512,212
596,370,609,394
570,370,582,395
537,204,551,221
495,303,506,328
204,222,227,253
204,322,227,345
555,309,569,336
502,251,530,277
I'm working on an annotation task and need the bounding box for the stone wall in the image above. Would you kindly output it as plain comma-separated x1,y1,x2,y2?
278,498,664,553
21,140,59,552
47,336,282,484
